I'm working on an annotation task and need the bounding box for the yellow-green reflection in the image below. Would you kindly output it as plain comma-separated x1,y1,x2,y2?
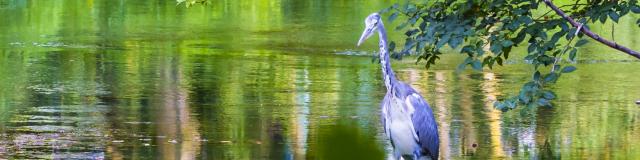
1,0,640,159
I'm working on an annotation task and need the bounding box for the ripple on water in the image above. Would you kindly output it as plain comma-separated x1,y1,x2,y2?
0,105,109,159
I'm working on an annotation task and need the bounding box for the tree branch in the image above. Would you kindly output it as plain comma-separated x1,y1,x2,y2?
543,0,640,59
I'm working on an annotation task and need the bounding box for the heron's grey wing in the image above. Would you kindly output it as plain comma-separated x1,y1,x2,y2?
407,93,440,159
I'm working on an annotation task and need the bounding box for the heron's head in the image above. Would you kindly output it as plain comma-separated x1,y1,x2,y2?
357,13,382,47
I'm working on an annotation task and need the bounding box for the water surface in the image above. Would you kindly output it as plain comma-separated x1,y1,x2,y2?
1,0,640,159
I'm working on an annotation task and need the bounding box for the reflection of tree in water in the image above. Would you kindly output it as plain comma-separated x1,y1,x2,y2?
0,51,111,158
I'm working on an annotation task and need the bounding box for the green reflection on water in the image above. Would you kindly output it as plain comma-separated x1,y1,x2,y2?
0,0,640,159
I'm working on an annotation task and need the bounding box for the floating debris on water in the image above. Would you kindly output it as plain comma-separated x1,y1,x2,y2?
168,139,178,143
219,140,232,144
334,50,373,56
9,42,24,46
33,41,67,47
124,121,152,125
112,140,124,143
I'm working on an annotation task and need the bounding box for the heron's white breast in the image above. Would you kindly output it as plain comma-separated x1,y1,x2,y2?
388,98,419,156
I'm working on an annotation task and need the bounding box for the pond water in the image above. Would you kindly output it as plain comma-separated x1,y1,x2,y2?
1,0,640,159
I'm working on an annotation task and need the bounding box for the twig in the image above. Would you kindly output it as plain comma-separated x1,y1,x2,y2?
552,23,582,72
543,0,640,59
611,23,615,42
535,3,588,21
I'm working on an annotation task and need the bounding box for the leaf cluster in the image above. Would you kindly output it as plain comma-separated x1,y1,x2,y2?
382,0,640,111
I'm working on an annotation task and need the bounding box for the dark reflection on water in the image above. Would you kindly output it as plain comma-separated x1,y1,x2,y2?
1,0,640,159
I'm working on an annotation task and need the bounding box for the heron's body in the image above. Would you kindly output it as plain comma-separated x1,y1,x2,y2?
358,13,439,160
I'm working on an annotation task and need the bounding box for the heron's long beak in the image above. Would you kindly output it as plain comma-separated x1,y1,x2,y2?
357,28,374,47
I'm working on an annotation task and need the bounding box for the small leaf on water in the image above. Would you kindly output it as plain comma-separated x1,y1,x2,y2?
562,66,577,73
575,39,589,47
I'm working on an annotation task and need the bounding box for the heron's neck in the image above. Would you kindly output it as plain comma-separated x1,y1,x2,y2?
376,22,397,91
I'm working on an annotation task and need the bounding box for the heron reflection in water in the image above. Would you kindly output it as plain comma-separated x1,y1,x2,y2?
357,13,440,160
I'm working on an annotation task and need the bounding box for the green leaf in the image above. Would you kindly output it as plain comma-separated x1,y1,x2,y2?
503,47,511,59
609,11,620,22
544,73,558,83
494,101,505,111
405,29,420,36
631,6,640,13
461,45,474,54
501,40,514,47
449,37,463,49
569,48,577,61
561,66,577,73
406,4,417,13
513,30,527,44
464,57,473,64
566,28,577,40
388,12,399,22
457,63,466,71
396,22,409,30
490,43,503,54
575,39,589,47
537,98,551,107
471,60,482,71
599,14,608,23
542,91,556,100
527,44,536,53
524,54,537,61
419,21,427,31
519,91,531,103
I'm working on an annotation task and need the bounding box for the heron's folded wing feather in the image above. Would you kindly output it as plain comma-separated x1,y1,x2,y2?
408,93,440,159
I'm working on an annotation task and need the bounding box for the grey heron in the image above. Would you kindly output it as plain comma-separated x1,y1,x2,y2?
357,13,440,160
